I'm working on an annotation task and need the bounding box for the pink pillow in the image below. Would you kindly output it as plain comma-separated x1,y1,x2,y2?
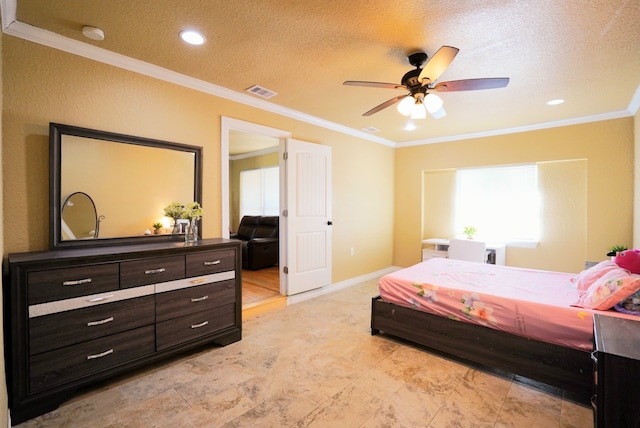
572,260,621,292
573,268,640,310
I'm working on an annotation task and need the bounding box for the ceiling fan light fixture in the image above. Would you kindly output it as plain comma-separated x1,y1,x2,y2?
424,93,444,113
430,106,447,119
397,96,414,116
410,101,427,119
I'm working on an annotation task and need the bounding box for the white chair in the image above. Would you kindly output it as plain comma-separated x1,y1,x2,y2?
448,238,487,263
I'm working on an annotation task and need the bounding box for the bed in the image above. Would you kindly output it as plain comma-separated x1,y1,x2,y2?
371,258,640,399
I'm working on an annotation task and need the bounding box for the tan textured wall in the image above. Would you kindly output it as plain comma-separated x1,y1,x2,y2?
0,26,8,428
2,36,395,284
395,118,634,273
421,169,455,239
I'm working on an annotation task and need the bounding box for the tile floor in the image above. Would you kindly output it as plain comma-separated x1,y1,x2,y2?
16,278,593,427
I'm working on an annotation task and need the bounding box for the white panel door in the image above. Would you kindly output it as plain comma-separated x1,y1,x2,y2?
284,139,332,295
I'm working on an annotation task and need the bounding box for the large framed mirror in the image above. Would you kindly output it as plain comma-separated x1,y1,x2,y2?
50,123,203,249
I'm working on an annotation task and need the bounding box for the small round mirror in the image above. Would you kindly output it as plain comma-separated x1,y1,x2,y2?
61,192,99,240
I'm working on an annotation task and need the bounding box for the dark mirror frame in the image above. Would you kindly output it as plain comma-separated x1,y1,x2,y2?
61,191,99,239
50,123,203,249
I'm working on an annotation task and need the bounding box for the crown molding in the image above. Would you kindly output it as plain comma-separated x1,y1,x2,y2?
398,109,633,148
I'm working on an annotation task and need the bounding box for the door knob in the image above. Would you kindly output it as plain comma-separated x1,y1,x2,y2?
327,221,333,226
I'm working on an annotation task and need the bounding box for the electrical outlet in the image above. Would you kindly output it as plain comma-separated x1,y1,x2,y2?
350,247,355,256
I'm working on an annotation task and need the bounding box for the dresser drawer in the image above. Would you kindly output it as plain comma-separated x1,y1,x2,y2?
186,249,236,277
29,325,155,393
29,295,155,355
27,264,119,305
120,256,185,288
156,303,236,351
156,279,236,322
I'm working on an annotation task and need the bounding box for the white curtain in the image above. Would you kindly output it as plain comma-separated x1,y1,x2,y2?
455,164,539,242
240,167,279,218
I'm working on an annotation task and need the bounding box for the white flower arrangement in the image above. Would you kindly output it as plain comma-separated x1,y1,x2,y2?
163,202,203,221
163,202,184,220
181,202,203,221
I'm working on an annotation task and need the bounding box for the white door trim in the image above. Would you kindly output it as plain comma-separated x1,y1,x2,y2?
221,117,291,295
220,117,291,238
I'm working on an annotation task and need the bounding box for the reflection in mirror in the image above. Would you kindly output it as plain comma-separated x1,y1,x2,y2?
61,192,99,240
50,123,203,249
61,135,195,239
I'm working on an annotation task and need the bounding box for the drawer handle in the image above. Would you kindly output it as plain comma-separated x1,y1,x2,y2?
88,294,114,302
191,295,209,302
191,321,209,329
62,278,92,286
87,348,114,360
203,260,221,266
87,316,114,327
144,268,166,275
590,351,598,364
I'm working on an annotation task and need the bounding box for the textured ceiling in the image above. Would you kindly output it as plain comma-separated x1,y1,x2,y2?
12,0,640,144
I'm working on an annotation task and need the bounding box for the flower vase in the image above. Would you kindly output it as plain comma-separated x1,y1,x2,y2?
185,219,198,243
171,218,181,234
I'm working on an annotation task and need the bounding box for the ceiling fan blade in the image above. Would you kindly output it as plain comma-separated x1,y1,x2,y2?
418,46,459,84
363,94,409,116
343,81,406,90
433,77,510,92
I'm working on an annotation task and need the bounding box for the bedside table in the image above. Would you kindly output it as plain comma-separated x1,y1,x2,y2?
593,314,640,427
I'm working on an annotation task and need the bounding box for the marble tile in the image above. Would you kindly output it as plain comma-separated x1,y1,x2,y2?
493,381,563,428
220,389,318,427
295,384,382,427
180,387,257,427
361,382,446,427
560,399,594,428
428,376,506,427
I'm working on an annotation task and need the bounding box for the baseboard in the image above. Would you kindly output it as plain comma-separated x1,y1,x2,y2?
286,266,401,305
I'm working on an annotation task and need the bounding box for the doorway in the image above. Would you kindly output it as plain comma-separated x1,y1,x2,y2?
221,118,290,310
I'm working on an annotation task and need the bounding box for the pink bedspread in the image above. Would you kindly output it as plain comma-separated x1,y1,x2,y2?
379,258,636,350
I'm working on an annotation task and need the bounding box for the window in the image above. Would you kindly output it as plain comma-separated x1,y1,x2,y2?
455,164,539,243
240,167,279,218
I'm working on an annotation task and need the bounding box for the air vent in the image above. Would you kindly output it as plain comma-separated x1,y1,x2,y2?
362,126,380,133
246,85,278,99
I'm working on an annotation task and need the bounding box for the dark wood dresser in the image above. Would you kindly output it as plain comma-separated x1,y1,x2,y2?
3,239,242,424
593,314,640,427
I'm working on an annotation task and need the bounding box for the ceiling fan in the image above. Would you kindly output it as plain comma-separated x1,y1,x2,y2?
343,46,509,119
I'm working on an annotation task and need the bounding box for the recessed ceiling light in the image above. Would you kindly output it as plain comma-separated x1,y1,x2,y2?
180,30,206,45
546,99,565,106
404,121,417,131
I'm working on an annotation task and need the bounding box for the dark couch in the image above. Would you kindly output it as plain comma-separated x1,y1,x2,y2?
230,216,279,270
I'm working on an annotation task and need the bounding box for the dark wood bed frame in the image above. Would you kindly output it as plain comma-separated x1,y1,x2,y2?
371,296,593,400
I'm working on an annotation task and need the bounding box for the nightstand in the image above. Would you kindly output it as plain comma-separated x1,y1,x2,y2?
593,314,640,427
